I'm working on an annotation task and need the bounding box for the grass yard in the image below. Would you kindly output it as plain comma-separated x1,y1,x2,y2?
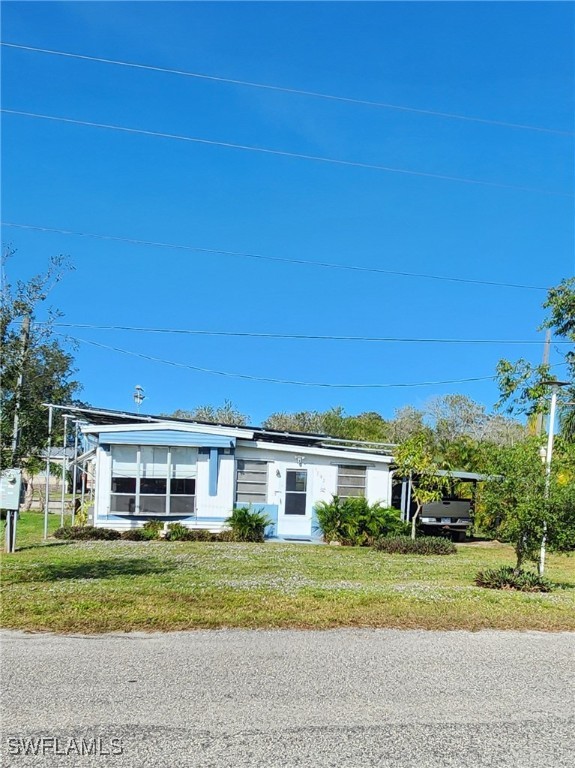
1,512,574,633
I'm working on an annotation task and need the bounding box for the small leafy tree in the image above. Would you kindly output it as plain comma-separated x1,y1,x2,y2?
394,433,451,539
477,438,575,572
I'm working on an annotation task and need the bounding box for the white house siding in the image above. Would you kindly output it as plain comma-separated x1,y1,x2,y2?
365,466,391,506
194,450,235,524
88,425,393,538
235,442,392,539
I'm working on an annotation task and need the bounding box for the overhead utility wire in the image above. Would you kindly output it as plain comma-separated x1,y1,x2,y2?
0,223,549,291
1,41,571,137
1,110,569,198
56,333,496,389
41,322,568,345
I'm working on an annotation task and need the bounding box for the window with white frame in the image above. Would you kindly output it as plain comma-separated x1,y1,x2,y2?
110,445,197,515
235,459,268,504
337,465,367,498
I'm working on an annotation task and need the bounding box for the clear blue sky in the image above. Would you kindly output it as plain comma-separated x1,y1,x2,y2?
2,1,574,424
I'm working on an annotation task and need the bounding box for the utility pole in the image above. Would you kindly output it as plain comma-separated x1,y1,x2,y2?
10,314,31,465
535,330,551,436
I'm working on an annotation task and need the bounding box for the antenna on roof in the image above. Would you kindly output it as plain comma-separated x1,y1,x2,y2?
133,385,145,413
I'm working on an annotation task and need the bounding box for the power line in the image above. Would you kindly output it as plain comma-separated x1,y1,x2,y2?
2,41,572,137
0,222,550,291
55,332,497,389
41,321,571,345
2,109,570,198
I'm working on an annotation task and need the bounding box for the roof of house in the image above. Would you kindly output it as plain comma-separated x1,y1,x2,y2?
43,403,397,457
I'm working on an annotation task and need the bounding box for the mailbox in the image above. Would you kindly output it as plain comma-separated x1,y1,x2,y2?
0,468,23,510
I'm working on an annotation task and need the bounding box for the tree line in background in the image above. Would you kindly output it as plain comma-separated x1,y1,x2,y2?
2,253,574,575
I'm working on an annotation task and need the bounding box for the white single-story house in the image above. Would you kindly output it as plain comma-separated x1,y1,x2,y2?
55,405,396,541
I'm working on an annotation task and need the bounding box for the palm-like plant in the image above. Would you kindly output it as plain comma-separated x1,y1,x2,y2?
314,496,408,546
225,506,272,542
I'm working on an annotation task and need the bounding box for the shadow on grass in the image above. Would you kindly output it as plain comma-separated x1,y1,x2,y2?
16,541,75,552
553,581,575,591
11,558,177,583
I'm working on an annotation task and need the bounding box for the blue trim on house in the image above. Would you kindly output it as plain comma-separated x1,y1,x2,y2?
98,429,235,448
97,513,197,523
235,502,279,538
311,505,322,541
209,448,219,496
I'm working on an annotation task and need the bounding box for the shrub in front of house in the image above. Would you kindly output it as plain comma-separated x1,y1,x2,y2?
474,566,553,592
225,506,271,542
54,526,121,541
183,529,219,542
121,529,154,541
164,522,194,541
373,535,457,555
163,524,224,542
216,528,237,542
314,496,410,546
142,520,164,539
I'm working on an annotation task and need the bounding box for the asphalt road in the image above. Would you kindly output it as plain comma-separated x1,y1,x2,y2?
1,629,574,767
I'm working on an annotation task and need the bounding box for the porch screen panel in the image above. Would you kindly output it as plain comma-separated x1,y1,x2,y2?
139,446,167,514
110,445,138,513
236,459,268,504
170,447,197,515
337,465,367,498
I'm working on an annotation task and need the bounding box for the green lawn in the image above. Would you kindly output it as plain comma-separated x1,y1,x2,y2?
1,512,574,633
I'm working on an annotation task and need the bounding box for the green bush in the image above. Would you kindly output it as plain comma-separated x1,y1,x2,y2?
164,522,194,541
225,506,271,542
183,529,219,542
121,529,153,541
54,526,121,541
474,566,553,592
217,528,237,542
142,520,164,539
314,496,410,546
373,535,457,555
121,521,164,541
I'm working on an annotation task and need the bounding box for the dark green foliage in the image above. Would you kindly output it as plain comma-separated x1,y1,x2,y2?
181,529,219,542
225,506,271,542
163,523,223,542
142,520,163,539
54,526,120,541
1,254,82,469
314,495,409,546
121,529,153,541
164,522,194,541
217,529,237,542
478,438,575,570
373,535,457,555
474,566,553,592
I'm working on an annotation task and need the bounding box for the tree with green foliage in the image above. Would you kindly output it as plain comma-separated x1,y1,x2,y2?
477,437,575,572
262,406,392,442
393,433,451,539
0,252,81,469
167,400,249,426
496,277,574,441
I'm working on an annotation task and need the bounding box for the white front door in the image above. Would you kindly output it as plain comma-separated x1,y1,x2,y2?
277,467,312,537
